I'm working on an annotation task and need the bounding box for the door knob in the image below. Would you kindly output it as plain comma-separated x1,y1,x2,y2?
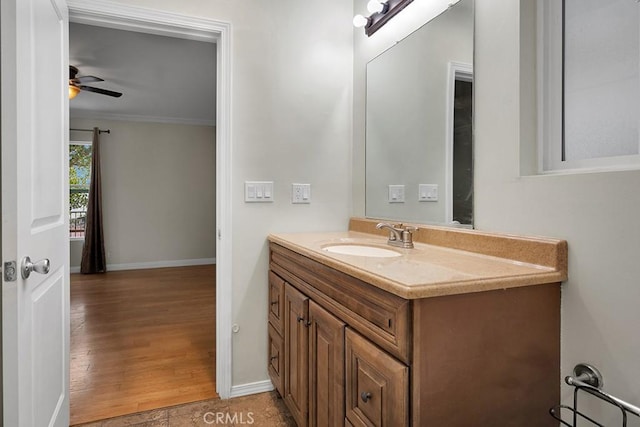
21,256,51,279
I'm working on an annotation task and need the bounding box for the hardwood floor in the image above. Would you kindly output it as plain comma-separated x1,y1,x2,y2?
70,265,217,426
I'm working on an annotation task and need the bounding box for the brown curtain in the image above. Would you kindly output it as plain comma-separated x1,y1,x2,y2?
80,128,107,274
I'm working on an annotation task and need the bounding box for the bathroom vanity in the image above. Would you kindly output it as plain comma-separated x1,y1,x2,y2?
267,218,567,427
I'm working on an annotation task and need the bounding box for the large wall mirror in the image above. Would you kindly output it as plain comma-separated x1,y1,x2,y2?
365,0,474,227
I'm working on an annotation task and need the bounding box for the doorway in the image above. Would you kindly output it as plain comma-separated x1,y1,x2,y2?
452,78,473,225
445,61,473,227
66,0,233,422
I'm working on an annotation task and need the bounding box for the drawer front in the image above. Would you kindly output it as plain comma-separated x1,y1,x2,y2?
267,323,284,396
345,329,409,427
269,271,286,335
270,243,411,363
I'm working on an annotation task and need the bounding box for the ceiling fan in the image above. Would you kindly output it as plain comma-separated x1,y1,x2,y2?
69,65,122,99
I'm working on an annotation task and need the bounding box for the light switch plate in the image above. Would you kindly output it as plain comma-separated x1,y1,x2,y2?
292,183,311,204
388,185,405,203
419,184,438,201
245,181,274,202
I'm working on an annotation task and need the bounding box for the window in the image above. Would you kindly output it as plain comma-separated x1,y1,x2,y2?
69,142,92,239
538,0,640,172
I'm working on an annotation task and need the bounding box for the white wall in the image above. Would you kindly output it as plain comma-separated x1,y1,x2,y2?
354,0,640,422
101,0,354,387
69,119,216,270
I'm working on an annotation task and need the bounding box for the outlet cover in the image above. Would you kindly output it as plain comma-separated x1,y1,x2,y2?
388,185,405,203
292,183,311,204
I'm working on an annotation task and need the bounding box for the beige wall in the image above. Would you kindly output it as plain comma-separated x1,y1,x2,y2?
355,0,640,421
69,119,216,269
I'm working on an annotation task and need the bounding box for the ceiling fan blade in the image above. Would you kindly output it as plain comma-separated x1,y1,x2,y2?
80,85,122,98
74,75,104,84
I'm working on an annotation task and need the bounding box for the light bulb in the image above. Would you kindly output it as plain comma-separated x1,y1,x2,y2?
69,85,81,100
353,14,369,28
367,0,386,14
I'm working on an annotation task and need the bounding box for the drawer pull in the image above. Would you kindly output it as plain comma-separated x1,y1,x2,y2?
361,392,372,403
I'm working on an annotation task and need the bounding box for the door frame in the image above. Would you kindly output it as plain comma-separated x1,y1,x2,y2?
66,0,233,398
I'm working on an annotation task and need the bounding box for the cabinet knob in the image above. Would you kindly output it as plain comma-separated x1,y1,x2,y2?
270,355,278,362
297,316,311,327
270,300,279,306
361,392,372,403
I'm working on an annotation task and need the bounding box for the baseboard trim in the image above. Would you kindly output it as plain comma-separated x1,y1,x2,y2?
229,380,274,399
70,257,216,273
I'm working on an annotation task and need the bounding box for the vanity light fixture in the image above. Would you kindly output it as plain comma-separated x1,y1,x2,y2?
353,0,414,37
353,14,370,28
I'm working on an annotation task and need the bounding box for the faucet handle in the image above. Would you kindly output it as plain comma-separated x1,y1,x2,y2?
400,225,417,249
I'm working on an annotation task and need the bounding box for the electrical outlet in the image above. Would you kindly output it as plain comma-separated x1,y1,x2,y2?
292,183,311,204
388,185,405,203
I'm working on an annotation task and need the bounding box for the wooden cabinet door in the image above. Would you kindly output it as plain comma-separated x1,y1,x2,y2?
268,323,284,396
284,283,310,427
308,301,345,427
269,271,286,335
345,329,409,427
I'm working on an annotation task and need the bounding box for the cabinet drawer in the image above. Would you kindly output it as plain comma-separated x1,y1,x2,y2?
267,323,284,396
270,243,411,362
345,329,409,427
269,271,286,335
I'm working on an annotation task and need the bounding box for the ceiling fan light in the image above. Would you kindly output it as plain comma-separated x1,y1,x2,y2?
69,85,81,99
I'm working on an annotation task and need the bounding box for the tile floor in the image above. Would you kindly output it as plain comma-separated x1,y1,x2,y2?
72,392,295,427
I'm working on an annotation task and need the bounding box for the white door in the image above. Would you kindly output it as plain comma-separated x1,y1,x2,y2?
1,0,70,425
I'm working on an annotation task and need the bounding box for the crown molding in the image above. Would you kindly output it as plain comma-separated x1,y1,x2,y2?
69,109,215,127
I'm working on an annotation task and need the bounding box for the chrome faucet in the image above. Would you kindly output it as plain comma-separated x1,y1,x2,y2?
376,222,417,249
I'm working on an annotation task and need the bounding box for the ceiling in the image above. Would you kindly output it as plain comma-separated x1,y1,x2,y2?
69,23,216,126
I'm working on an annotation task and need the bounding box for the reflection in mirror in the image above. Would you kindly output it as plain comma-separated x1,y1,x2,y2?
365,0,474,227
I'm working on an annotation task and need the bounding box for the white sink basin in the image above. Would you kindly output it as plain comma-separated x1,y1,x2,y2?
322,244,402,258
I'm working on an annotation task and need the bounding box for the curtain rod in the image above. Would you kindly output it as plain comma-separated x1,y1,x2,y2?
70,128,111,134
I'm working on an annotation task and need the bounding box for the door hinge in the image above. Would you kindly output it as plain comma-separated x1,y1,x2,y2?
3,261,18,282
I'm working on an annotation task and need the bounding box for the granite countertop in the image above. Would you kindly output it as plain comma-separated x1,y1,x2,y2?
268,229,567,299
